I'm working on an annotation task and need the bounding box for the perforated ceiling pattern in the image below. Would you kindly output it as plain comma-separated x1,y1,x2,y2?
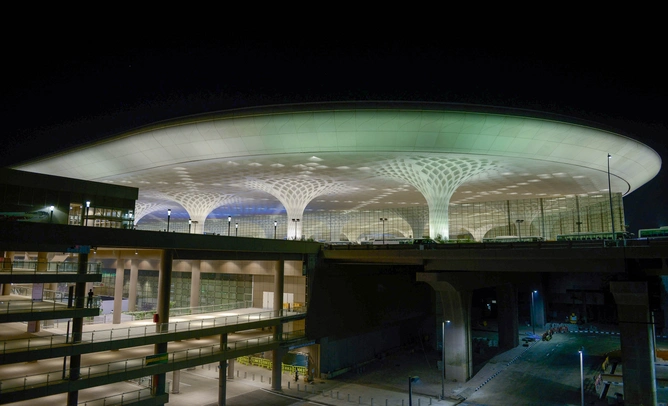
134,201,171,223
14,105,661,238
165,192,237,225
376,156,497,238
245,177,350,238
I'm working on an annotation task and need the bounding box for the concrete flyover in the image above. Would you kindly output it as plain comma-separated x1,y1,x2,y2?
320,240,668,406
322,239,668,273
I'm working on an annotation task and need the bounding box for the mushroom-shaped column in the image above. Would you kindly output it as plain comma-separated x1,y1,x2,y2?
167,192,236,234
247,178,347,240
134,202,171,225
377,157,496,239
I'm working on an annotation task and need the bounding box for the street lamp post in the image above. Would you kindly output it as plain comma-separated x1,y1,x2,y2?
380,218,387,244
188,218,192,234
167,209,171,232
408,376,420,406
531,290,537,335
607,154,616,241
228,216,231,236
579,347,584,406
49,206,54,223
441,320,450,399
235,222,238,237
516,219,524,241
274,221,277,239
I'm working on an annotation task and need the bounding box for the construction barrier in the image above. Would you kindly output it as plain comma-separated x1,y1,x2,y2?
235,356,307,376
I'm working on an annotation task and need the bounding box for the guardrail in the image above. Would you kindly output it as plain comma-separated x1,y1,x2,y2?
124,300,253,321
0,261,101,274
324,238,668,251
1,307,307,355
79,387,159,406
0,299,94,315
0,334,290,394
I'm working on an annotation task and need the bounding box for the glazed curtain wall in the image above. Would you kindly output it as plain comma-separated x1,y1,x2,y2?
136,193,625,241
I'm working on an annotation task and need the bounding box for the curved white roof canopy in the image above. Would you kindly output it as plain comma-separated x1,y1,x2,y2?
16,104,661,239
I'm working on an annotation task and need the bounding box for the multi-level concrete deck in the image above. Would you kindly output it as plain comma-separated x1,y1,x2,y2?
0,307,307,404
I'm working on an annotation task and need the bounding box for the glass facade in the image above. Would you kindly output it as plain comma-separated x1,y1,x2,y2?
136,194,626,242
0,169,137,228
200,273,253,307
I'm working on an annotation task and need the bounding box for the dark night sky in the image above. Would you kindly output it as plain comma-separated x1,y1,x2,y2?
1,37,666,233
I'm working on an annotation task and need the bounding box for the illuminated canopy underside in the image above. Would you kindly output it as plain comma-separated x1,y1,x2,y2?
16,104,661,238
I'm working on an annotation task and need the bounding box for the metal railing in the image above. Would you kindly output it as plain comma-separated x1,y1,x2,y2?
80,387,159,406
0,298,93,315
0,261,101,274
325,238,668,251
0,334,281,394
124,300,253,321
1,307,307,355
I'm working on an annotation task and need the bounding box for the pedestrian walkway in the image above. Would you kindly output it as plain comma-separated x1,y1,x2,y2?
0,306,302,355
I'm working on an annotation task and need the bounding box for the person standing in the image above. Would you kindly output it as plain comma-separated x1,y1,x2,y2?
87,288,94,308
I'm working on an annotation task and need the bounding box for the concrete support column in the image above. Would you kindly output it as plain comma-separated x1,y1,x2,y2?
272,345,286,391
3,251,13,265
113,251,124,324
610,281,657,406
227,358,235,379
152,250,172,397
36,251,47,272
419,274,472,383
28,252,49,333
190,260,201,309
2,251,13,295
496,283,519,350
171,370,180,394
274,258,285,317
128,259,138,311
67,252,88,406
219,332,228,405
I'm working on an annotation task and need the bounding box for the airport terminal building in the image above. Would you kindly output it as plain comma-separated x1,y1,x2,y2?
0,103,664,406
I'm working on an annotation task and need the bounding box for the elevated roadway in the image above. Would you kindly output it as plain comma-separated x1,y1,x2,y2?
322,239,668,274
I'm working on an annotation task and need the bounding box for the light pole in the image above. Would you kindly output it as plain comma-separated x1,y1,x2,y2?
408,376,420,406
531,290,537,335
516,219,524,241
579,347,584,406
380,218,387,244
274,220,277,239
235,222,238,237
188,218,192,234
228,216,231,236
85,200,90,226
607,154,616,241
167,209,171,232
441,320,450,399
49,205,54,223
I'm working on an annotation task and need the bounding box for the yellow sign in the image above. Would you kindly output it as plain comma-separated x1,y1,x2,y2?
146,353,168,366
